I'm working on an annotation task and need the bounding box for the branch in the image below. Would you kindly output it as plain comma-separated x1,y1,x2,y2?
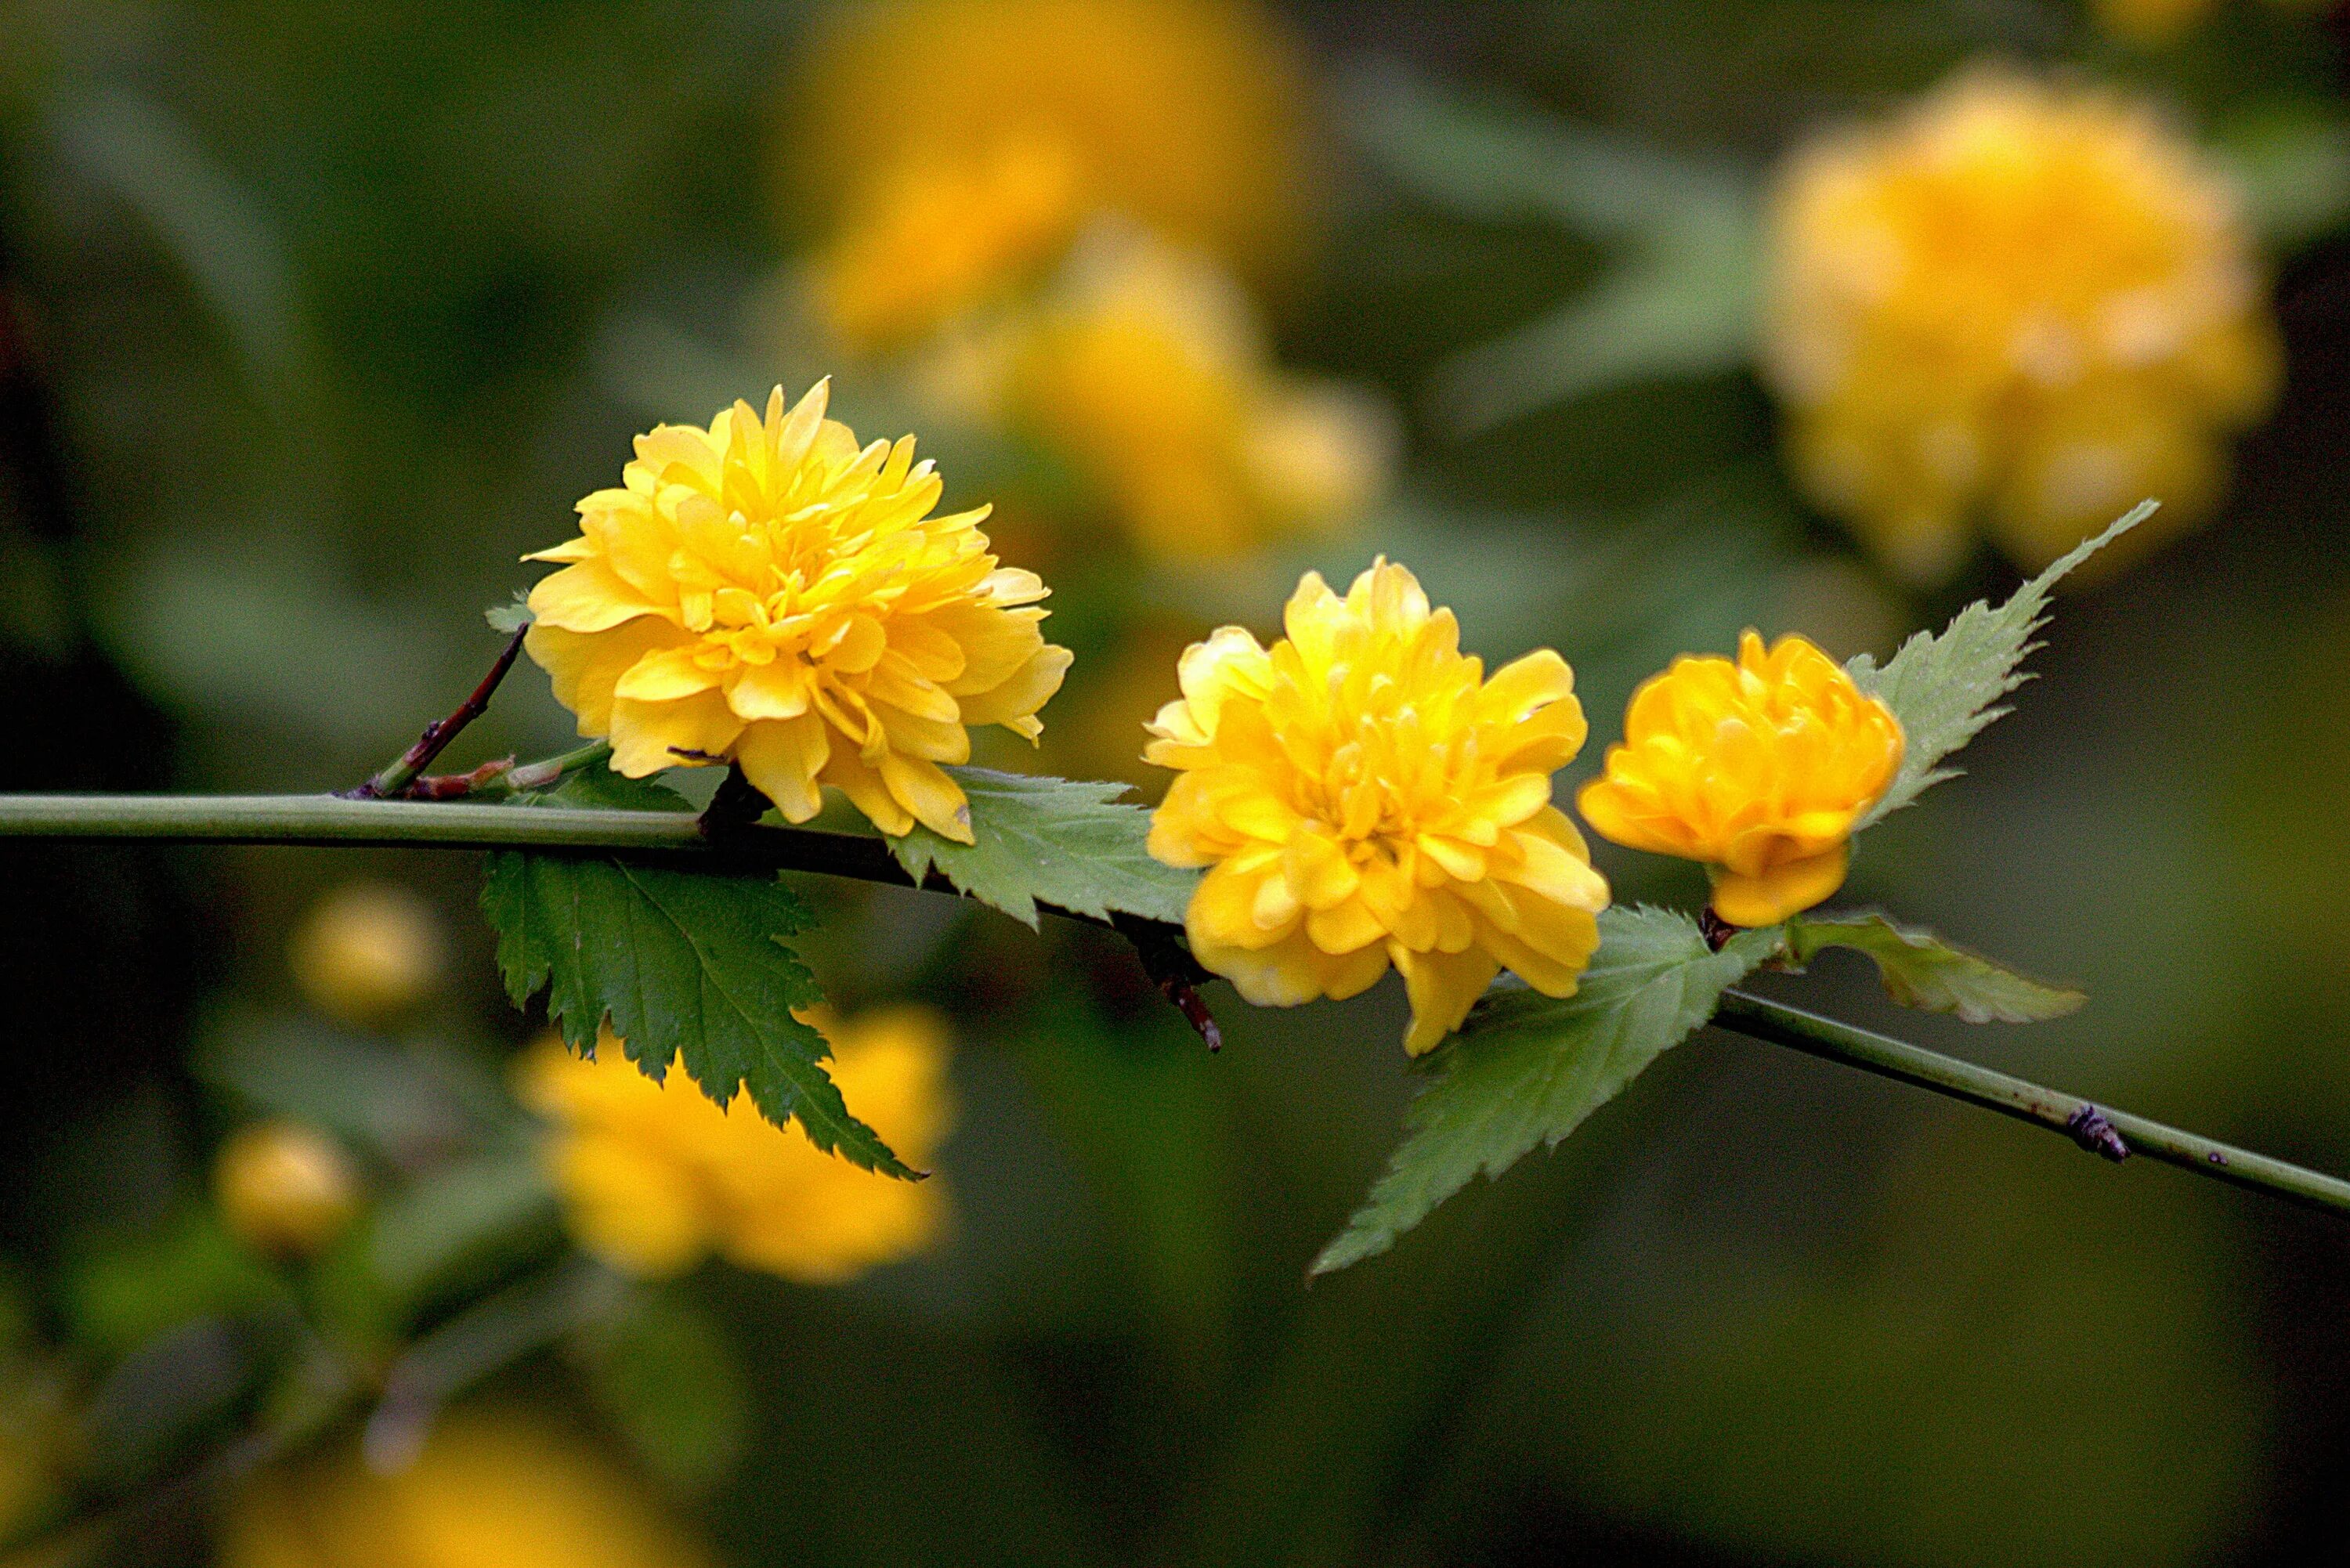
343,627,527,800
0,791,1126,933
1714,989,2350,1218
3,790,2345,1218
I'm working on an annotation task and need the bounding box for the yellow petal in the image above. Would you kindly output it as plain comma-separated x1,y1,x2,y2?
528,561,672,634
725,656,814,722
614,645,721,704
607,690,744,777
526,619,689,739
956,643,1072,728
880,752,974,842
820,743,913,837
1391,942,1500,1056
736,714,831,822
1711,844,1849,927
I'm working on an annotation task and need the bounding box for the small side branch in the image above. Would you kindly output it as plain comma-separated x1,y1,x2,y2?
343,627,528,800
1714,989,2350,1218
1115,912,1222,1051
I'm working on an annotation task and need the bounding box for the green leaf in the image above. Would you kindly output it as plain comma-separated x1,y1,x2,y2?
485,594,533,634
1848,501,2151,827
1312,908,1782,1275
1784,912,2084,1024
888,766,1199,928
1344,67,1763,432
479,771,913,1178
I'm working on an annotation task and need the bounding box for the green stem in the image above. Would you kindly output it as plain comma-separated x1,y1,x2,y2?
1716,989,2350,1217
4,789,2345,1219
0,790,1092,921
493,739,611,794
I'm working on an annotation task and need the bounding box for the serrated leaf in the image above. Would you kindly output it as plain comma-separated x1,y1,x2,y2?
479,771,912,1177
1312,908,1783,1275
485,594,533,634
888,766,1199,928
1784,912,2084,1024
1848,501,2152,827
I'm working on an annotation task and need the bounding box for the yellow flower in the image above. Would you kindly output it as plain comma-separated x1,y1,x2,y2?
808,138,1084,354
1763,70,2280,583
522,381,1072,842
1145,561,1610,1055
1577,632,1904,928
289,883,445,1027
517,1006,953,1284
214,1122,361,1259
790,0,1311,349
1001,234,1393,558
222,1408,709,1568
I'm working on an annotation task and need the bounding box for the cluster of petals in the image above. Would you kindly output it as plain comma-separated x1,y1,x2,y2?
522,381,1071,841
1001,232,1393,559
791,0,1309,349
226,1410,706,1568
1146,560,1610,1055
1578,632,1904,928
518,1008,953,1285
1764,70,2278,583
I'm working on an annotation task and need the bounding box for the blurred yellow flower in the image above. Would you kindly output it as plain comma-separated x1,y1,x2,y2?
808,139,1085,356
1577,632,1904,927
1038,618,1200,795
1146,561,1610,1054
791,0,1310,349
1000,234,1394,558
517,1007,953,1284
523,381,1071,842
289,883,445,1027
1763,70,2280,583
222,1407,708,1568
214,1122,360,1259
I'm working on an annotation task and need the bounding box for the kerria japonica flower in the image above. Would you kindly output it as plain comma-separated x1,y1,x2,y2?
791,0,1311,351
1000,231,1392,559
522,381,1071,841
1577,632,1904,928
1146,560,1610,1055
518,1007,953,1285
1764,70,2278,583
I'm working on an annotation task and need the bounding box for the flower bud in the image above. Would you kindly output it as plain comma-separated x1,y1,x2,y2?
214,1121,360,1259
289,883,445,1027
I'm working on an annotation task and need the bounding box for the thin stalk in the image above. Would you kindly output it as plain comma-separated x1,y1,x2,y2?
0,790,1094,923
347,627,526,799
4,790,2345,1219
1716,989,2350,1218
